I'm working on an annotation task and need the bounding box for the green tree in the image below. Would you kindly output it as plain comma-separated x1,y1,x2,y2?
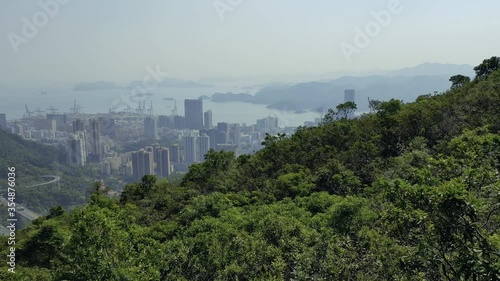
18,223,66,269
120,175,157,203
474,56,500,80
46,205,65,219
449,74,471,89
368,98,382,112
336,101,357,119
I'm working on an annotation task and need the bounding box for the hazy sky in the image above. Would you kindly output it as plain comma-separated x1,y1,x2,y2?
1,0,499,85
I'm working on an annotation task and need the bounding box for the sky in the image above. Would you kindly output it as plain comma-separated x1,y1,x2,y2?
1,0,499,86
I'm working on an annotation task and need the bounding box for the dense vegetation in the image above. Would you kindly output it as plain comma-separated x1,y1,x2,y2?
1,57,499,280
0,130,96,213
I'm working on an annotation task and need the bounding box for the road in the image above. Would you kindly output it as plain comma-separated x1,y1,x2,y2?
0,197,41,221
0,175,61,223
29,175,61,188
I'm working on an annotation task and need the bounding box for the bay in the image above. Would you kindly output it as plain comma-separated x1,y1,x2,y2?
0,85,320,127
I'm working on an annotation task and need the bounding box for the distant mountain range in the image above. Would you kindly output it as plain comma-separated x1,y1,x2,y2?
72,63,476,112
209,93,255,103
385,62,475,77
73,81,119,91
207,63,476,112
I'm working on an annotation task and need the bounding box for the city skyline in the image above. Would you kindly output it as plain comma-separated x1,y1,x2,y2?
0,95,329,179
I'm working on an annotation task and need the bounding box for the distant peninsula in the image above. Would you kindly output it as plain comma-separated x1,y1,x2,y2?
210,92,256,103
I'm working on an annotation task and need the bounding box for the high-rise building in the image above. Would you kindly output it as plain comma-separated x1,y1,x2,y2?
132,151,144,181
256,117,279,132
132,148,155,181
0,114,7,131
144,146,155,175
207,129,218,150
183,135,197,165
344,89,355,103
153,144,161,175
155,147,171,178
74,129,86,163
215,122,229,150
174,115,185,129
13,123,24,137
230,124,241,147
256,118,268,132
198,134,210,162
144,117,158,140
158,115,173,128
184,99,203,129
169,144,180,163
268,117,278,130
98,117,116,138
68,132,86,166
216,131,228,150
89,119,102,162
217,122,229,133
73,119,84,133
204,110,213,129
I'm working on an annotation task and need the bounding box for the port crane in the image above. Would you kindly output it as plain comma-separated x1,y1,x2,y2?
147,101,154,116
34,108,45,116
109,106,118,114
24,104,34,118
46,106,59,114
70,100,83,114
164,98,177,116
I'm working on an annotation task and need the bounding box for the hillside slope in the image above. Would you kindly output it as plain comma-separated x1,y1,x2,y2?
0,130,94,213
1,58,499,280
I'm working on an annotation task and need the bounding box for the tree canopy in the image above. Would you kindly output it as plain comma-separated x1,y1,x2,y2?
1,57,500,280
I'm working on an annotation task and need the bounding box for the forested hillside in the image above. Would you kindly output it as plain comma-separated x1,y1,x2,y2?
0,129,95,213
1,57,499,280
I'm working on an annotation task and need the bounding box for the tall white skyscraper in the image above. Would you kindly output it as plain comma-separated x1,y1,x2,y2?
68,132,86,166
155,147,171,178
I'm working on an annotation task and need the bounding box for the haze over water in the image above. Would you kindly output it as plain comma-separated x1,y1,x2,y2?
1,85,320,127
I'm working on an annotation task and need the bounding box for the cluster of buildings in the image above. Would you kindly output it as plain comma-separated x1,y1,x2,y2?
131,145,172,181
0,104,284,183
67,118,107,166
0,90,357,183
